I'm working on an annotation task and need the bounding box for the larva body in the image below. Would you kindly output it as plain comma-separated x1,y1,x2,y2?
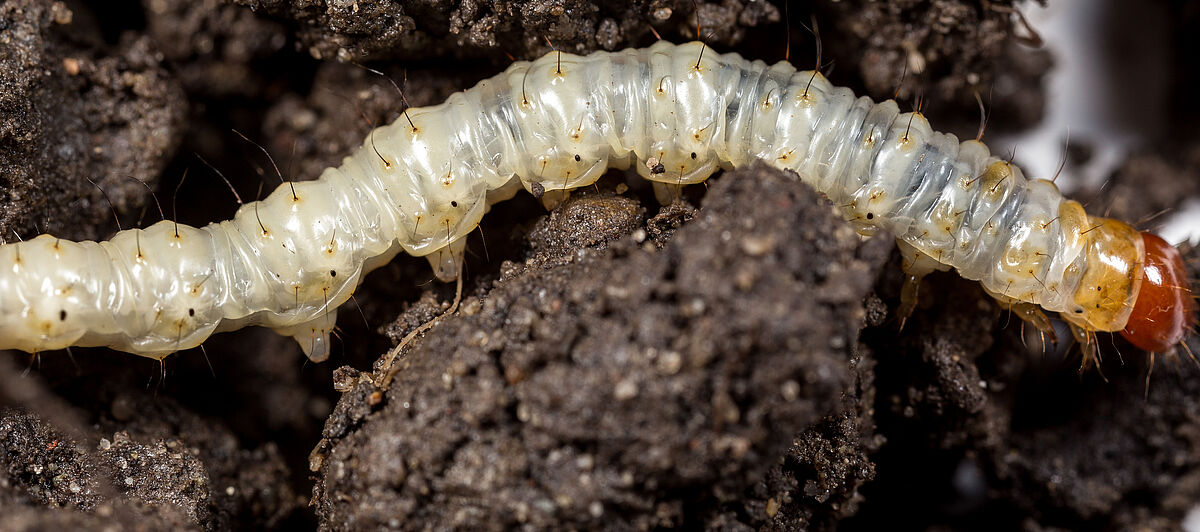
0,41,1192,361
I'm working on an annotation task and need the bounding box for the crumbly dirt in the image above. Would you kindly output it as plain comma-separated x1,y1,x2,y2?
228,0,781,62
815,0,1053,132
2,0,1200,530
0,375,298,530
312,164,891,530
0,0,185,242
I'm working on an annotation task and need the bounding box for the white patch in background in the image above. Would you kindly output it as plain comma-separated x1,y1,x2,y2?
1008,0,1135,192
1010,0,1199,244
1162,199,1200,245
1184,505,1200,532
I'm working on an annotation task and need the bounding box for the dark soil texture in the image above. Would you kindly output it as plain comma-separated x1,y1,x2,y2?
2,0,1200,530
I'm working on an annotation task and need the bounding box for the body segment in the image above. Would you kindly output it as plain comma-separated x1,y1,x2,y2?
0,41,1190,360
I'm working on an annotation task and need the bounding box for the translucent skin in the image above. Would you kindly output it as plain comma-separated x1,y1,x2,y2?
0,41,1186,360
1120,233,1197,352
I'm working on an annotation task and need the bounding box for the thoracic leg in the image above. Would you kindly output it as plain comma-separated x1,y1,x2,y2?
982,288,1059,345
1009,301,1058,344
1067,321,1101,372
896,241,950,329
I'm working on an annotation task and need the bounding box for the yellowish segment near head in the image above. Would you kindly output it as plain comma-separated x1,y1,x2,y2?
1059,201,1144,332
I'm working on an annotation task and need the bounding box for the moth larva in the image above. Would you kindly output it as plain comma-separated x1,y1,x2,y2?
0,41,1194,363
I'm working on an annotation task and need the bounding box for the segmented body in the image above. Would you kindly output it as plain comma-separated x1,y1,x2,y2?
0,41,1188,361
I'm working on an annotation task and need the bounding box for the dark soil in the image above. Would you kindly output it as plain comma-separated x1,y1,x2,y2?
0,0,184,242
312,164,891,530
1,0,1199,530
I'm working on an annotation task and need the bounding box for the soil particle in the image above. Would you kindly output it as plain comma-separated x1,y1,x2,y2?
0,0,185,242
842,239,1200,531
719,347,880,530
525,191,644,255
0,409,108,511
312,164,892,529
235,0,1048,135
229,0,781,62
991,242,1200,525
0,384,300,530
815,0,1052,132
645,200,699,245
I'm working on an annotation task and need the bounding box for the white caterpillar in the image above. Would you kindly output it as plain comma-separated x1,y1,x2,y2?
1,41,1193,362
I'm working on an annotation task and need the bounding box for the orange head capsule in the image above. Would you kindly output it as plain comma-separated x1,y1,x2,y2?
1120,232,1197,352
